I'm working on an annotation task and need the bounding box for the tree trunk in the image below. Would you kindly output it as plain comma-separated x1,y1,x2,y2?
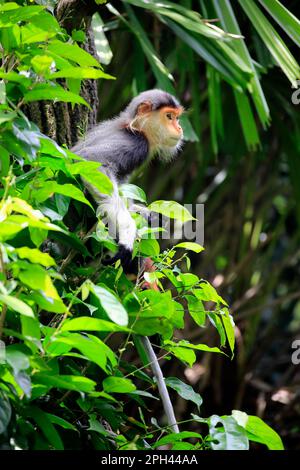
25,0,100,147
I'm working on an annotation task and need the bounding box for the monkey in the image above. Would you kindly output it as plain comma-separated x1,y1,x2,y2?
71,89,183,434
71,89,184,267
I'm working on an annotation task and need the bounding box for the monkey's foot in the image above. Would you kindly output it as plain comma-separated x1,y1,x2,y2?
102,245,135,272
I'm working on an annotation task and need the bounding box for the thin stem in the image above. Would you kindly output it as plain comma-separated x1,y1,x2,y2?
139,336,180,434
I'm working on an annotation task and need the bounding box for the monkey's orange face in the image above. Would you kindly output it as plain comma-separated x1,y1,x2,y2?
134,102,183,150
159,106,183,144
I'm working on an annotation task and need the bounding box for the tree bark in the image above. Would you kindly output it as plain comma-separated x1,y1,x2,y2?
25,0,100,147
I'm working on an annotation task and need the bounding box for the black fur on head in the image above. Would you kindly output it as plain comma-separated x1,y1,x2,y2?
123,89,181,118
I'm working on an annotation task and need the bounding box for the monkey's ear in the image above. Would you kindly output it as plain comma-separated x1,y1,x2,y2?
137,100,152,115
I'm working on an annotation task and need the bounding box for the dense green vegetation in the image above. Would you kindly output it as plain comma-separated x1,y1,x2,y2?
1,0,299,450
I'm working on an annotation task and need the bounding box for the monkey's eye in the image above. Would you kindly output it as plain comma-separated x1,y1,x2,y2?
166,113,173,120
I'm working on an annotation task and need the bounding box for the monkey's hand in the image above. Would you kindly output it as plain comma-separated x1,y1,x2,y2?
129,203,150,221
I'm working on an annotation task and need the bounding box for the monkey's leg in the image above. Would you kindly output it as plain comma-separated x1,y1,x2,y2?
83,176,137,267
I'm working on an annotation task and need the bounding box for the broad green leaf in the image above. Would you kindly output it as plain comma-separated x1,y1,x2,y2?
47,40,101,68
194,282,228,306
21,315,41,343
0,294,34,318
164,344,196,367
0,5,45,27
61,316,130,333
0,219,26,241
46,413,77,431
153,431,203,449
47,332,117,372
244,415,284,450
164,339,225,355
165,377,203,410
5,347,30,373
148,200,195,222
34,181,93,208
89,282,128,326
221,309,235,356
175,242,204,253
103,376,136,394
26,406,63,450
33,373,96,393
209,414,249,450
24,84,89,107
138,238,160,257
30,292,66,314
119,183,147,203
91,12,113,65
185,295,206,327
31,55,54,75
68,161,113,195
16,263,63,304
49,67,114,80
15,247,56,267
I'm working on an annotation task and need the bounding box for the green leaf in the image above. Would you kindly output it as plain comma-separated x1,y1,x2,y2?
91,12,113,65
17,263,62,303
24,84,89,107
33,373,96,393
175,242,204,253
259,0,300,46
138,238,160,257
15,247,56,267
213,0,270,130
60,316,131,333
185,295,206,327
153,431,203,448
0,294,34,318
239,0,300,86
164,344,196,367
27,406,64,450
244,415,284,450
0,5,45,27
119,183,147,203
233,89,260,150
165,377,203,409
31,55,54,75
221,309,235,356
46,413,77,431
164,19,251,91
103,376,136,394
47,332,117,372
148,200,195,222
5,346,30,373
68,161,113,195
0,145,9,177
47,40,101,68
49,66,114,80
164,339,225,356
88,282,128,326
194,281,228,306
34,181,93,208
209,415,249,450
